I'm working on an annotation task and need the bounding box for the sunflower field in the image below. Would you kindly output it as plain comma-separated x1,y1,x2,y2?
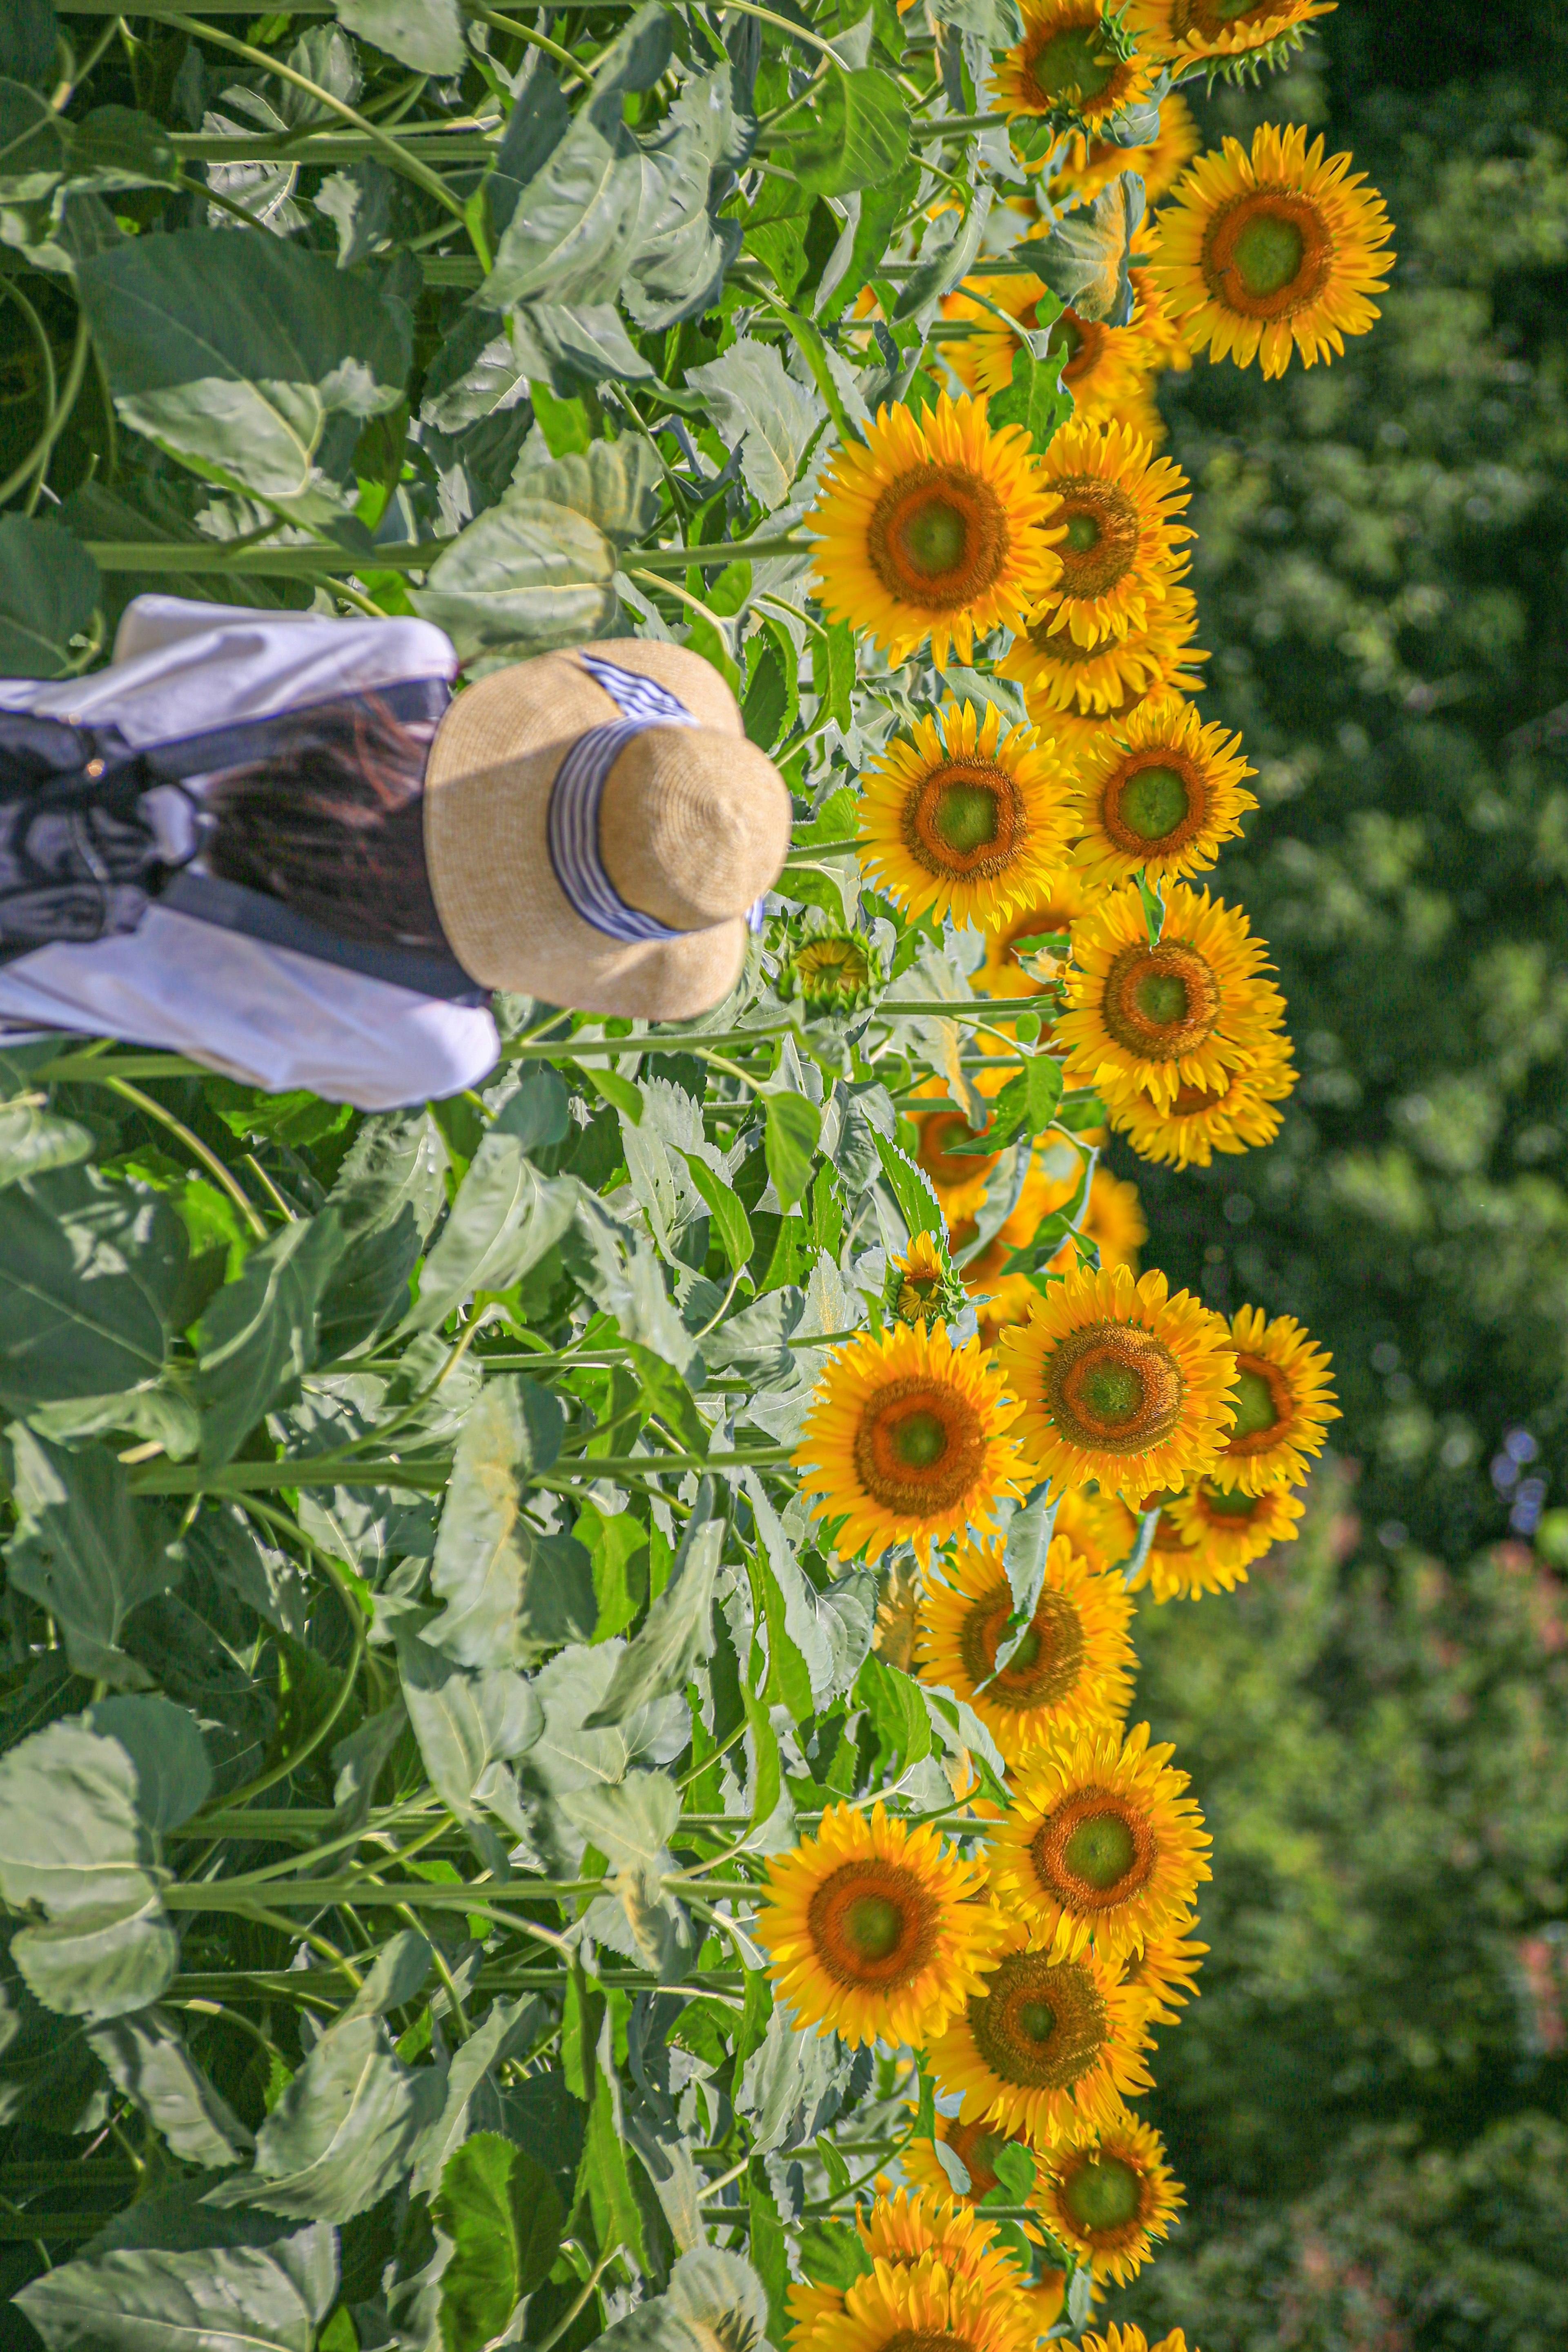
0,3,1392,2350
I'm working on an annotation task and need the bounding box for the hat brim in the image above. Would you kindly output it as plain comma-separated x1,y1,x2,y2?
423,644,751,1019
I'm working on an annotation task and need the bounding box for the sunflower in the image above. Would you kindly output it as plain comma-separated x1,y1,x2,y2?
1209,1305,1339,1494
810,393,1065,669
953,1145,1079,1286
1080,2330,1199,2352
1056,881,1286,1116
1107,1027,1297,1167
1028,420,1192,650
928,1913,1152,2144
909,1074,1013,1224
888,1230,971,1331
792,2252,1035,2352
1002,577,1208,734
987,1720,1212,1963
1071,696,1257,888
861,2192,1036,2314
996,1263,1237,1503
1048,1166,1147,1279
1129,0,1334,65
757,1802,1009,2047
944,277,1154,431
795,1320,1028,1564
901,2113,1040,2208
1055,1485,1140,1576
781,927,882,1014
1119,1914,1207,2026
1051,93,1201,210
915,1532,1136,1762
860,700,1078,931
993,0,1154,128
1150,122,1394,379
976,875,1094,1003
1144,1475,1304,1596
1039,2116,1184,2284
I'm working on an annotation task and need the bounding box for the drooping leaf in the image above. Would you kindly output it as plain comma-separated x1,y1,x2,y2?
317,1109,449,1353
410,498,620,665
582,1500,726,1728
509,437,665,552
0,1099,93,1188
85,1696,213,1832
17,2223,339,2352
195,1210,345,1465
87,2014,255,2167
207,2015,443,2221
393,1625,543,1864
410,1995,543,2198
0,1166,182,1413
426,1377,597,1664
1028,172,1143,325
336,0,468,75
410,1144,579,1326
780,67,911,197
686,339,820,510
436,2131,564,2352
764,1090,823,1214
5,1433,178,1688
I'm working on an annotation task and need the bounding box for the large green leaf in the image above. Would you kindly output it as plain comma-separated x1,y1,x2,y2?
686,338,820,509
427,1376,597,1664
87,2014,254,2167
409,1994,543,2198
17,2226,338,2352
0,1166,182,1413
1029,171,1143,324
410,497,619,666
435,2133,564,2352
195,1210,345,1465
393,1623,544,1864
581,1498,726,1728
780,68,911,197
75,231,411,513
317,1110,449,1354
336,0,467,74
510,299,655,395
410,1143,578,1327
11,1893,179,2021
0,1716,159,1917
5,1436,180,1688
509,437,664,551
0,512,100,677
207,2014,442,2221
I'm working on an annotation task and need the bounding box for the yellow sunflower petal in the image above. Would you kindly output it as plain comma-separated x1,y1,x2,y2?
943,277,1154,424
756,1801,1011,2048
1027,418,1193,648
859,698,1079,930
1069,693,1258,887
809,392,1065,669
985,1719,1212,1964
1038,2114,1185,2285
927,1912,1153,2145
1106,1026,1298,1166
1129,0,1334,65
1046,1166,1146,1279
994,1262,1238,1502
1119,1912,1207,2026
1001,577,1209,721
1143,1473,1305,1593
1054,1485,1141,1576
1054,880,1287,1116
1080,2327,1203,2352
991,0,1156,127
914,1531,1137,1762
1210,1304,1339,1493
793,1319,1028,1564
795,2253,1036,2352
1149,120,1394,379
1049,94,1201,210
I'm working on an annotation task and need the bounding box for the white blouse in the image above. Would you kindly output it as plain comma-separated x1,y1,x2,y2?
0,598,501,1110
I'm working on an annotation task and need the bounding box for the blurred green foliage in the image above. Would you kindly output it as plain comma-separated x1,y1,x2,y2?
1116,7,1568,2341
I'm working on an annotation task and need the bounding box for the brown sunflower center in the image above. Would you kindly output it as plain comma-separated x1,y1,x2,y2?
1029,24,1117,104
1049,314,1102,386
1199,1477,1265,1520
1046,1321,1185,1454
918,1108,999,1189
1049,477,1143,602
1029,1789,1156,1911
1223,1352,1292,1454
1061,2152,1145,2234
1101,939,1222,1061
947,2119,1018,2198
855,1375,987,1516
957,1584,1087,1712
1204,189,1332,321
867,462,1012,616
1171,1073,1233,1115
1102,754,1204,854
807,1858,940,1989
967,1951,1108,2088
882,2333,975,2352
904,758,1027,880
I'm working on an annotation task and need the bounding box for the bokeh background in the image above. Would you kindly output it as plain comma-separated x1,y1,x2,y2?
1106,3,1568,2342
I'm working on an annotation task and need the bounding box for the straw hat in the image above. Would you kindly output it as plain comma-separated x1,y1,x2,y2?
423,638,792,1019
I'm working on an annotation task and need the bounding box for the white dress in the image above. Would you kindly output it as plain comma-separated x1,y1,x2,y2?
0,597,501,1111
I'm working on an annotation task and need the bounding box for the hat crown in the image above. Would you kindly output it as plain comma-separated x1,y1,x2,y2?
602,726,791,934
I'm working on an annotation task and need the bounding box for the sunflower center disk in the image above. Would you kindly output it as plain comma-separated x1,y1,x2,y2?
918,1108,999,1186
1049,1323,1185,1453
933,782,1000,854
1203,1480,1263,1520
1206,193,1328,321
1229,1361,1282,1440
908,758,1022,881
1062,1810,1139,1890
1115,762,1192,846
1103,941,1223,1059
868,464,1011,615
1053,479,1142,600
969,1953,1107,2088
1029,26,1115,103
808,1859,936,1989
1064,2154,1143,2232
960,1586,1086,1710
1233,212,1307,298
880,2330,972,2352
856,1377,986,1515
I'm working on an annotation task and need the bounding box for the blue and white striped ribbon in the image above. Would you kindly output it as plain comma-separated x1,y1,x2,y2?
548,654,766,943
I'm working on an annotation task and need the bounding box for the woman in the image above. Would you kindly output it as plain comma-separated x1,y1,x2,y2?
0,597,791,1110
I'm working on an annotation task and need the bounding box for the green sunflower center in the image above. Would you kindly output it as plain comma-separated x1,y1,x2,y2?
1018,1999,1057,2042
1232,212,1307,299
1230,1366,1279,1438
1009,1624,1042,1671
1076,1359,1144,1423
967,1951,1108,2089
1062,1812,1138,1891
1204,1481,1263,1518
903,501,969,575
896,1411,949,1467
842,1894,904,1959
1134,971,1191,1026
933,782,1001,854
1065,511,1102,552
1064,2154,1142,2232
1030,26,1115,103
1118,764,1190,842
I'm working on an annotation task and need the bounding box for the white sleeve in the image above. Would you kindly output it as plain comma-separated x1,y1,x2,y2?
0,909,501,1113
0,597,458,746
